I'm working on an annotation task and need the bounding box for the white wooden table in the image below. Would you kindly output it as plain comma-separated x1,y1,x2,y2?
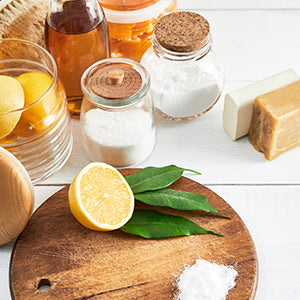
1,0,300,299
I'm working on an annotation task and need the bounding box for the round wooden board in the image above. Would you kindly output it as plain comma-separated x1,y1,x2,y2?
10,169,258,300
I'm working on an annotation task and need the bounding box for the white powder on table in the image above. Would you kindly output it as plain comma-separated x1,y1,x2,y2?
174,258,238,300
82,108,156,167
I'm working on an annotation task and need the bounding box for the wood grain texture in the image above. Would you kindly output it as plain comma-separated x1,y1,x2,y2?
10,169,258,300
0,147,33,245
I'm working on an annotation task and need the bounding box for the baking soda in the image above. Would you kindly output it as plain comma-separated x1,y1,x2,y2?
82,108,155,167
151,83,220,118
141,50,221,119
174,258,238,300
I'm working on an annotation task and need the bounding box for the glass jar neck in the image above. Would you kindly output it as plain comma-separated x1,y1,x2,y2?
47,0,105,33
152,33,212,61
102,0,175,24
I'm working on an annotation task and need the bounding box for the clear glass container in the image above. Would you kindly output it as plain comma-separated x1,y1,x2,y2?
141,14,224,121
81,58,156,167
45,0,110,118
99,0,177,62
0,38,73,183
99,0,163,10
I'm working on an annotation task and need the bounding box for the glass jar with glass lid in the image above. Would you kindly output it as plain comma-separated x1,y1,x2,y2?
141,11,224,121
80,58,156,167
98,0,178,62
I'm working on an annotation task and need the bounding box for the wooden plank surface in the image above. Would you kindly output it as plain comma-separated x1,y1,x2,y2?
42,97,300,185
1,1,300,300
1,185,300,299
41,10,300,185
209,185,300,300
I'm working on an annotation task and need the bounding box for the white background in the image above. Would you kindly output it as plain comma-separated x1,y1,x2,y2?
1,0,300,299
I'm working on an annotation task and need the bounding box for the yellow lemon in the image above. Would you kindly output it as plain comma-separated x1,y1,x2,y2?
0,75,25,140
14,72,60,137
68,162,135,231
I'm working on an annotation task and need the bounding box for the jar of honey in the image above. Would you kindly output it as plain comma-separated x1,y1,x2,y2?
98,0,178,62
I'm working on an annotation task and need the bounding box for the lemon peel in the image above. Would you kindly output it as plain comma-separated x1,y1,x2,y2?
68,162,134,231
0,75,25,140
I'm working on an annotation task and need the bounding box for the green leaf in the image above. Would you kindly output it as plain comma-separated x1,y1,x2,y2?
134,188,218,213
125,165,201,194
120,209,222,239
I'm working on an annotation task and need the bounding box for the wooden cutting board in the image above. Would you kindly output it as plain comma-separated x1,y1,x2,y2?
10,169,258,299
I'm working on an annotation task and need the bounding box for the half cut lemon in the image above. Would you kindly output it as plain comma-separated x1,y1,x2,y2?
68,162,134,231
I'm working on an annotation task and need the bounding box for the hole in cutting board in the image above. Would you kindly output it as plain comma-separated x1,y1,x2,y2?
37,278,51,291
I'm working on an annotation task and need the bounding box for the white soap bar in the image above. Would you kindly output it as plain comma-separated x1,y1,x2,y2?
223,69,300,140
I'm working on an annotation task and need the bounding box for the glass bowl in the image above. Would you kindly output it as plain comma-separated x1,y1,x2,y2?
0,38,73,183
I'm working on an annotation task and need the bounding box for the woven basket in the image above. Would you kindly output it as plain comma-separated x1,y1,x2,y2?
0,0,48,47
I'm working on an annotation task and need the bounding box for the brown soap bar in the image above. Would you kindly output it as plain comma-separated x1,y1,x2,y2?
249,80,300,160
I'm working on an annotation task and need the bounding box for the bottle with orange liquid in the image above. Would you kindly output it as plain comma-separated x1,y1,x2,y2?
45,0,110,117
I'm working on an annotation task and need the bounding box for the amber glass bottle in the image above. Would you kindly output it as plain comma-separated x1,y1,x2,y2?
45,0,110,117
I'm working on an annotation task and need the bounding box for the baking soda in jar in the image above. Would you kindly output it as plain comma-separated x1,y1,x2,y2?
80,58,156,168
141,11,224,121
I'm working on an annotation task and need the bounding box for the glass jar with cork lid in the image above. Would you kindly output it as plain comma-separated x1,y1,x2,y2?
141,11,224,121
98,0,178,62
80,58,156,167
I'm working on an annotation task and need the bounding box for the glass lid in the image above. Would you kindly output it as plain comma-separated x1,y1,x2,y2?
98,0,161,11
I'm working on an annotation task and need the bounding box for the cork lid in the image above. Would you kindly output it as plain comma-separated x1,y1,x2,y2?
90,64,142,99
154,11,210,53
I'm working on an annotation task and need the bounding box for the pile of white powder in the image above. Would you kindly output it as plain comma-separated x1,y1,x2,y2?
82,108,155,167
174,258,238,300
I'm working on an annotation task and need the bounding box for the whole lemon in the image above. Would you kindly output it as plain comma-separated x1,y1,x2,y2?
14,72,60,137
0,75,25,140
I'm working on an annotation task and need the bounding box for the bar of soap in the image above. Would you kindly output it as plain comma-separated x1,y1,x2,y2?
223,69,299,140
248,80,300,160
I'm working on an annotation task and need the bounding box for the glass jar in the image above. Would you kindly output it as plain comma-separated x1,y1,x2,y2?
45,0,110,118
99,0,178,62
141,12,224,121
81,58,156,167
0,38,72,183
